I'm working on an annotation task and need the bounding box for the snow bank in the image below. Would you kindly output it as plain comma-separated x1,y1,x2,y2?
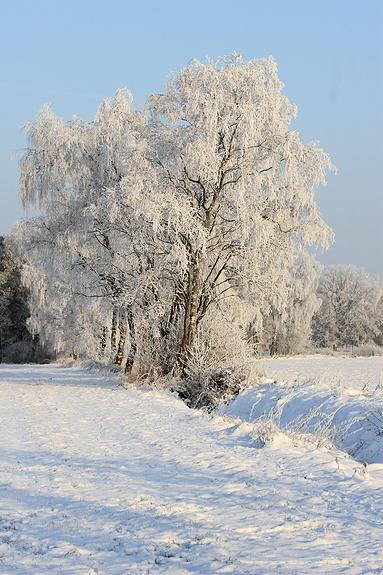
222,376,383,464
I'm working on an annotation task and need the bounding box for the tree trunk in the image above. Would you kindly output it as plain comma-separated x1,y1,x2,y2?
114,310,127,366
110,308,118,352
124,305,137,375
161,290,182,337
249,329,260,356
270,330,278,356
177,258,201,374
98,326,108,358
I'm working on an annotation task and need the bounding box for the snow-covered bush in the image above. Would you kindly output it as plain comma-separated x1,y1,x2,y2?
4,340,36,363
352,343,383,357
176,364,256,411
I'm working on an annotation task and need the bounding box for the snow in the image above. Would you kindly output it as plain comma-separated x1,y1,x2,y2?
259,354,383,392
1,362,383,574
223,356,383,464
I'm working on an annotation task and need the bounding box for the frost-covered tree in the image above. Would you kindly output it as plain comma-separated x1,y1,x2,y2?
16,91,157,369
145,55,333,371
312,265,383,348
15,54,334,378
261,251,321,355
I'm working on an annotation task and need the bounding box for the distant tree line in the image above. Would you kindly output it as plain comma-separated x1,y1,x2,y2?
311,264,383,351
262,263,383,356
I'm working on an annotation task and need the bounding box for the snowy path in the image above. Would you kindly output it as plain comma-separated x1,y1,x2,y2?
0,365,383,574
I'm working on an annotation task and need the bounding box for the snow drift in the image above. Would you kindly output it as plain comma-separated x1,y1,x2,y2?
222,375,383,464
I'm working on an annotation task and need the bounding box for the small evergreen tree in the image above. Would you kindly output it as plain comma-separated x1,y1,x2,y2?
0,236,47,362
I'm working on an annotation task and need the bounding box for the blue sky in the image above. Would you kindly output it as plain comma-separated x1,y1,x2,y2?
1,0,382,275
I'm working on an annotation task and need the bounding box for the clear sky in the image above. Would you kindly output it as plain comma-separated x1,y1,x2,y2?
1,0,382,275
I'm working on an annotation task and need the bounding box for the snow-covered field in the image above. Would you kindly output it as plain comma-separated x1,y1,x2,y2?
0,361,383,574
259,354,383,392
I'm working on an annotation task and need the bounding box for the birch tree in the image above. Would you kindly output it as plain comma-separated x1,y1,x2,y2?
17,91,158,368
262,251,321,355
146,55,333,371
16,54,335,376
